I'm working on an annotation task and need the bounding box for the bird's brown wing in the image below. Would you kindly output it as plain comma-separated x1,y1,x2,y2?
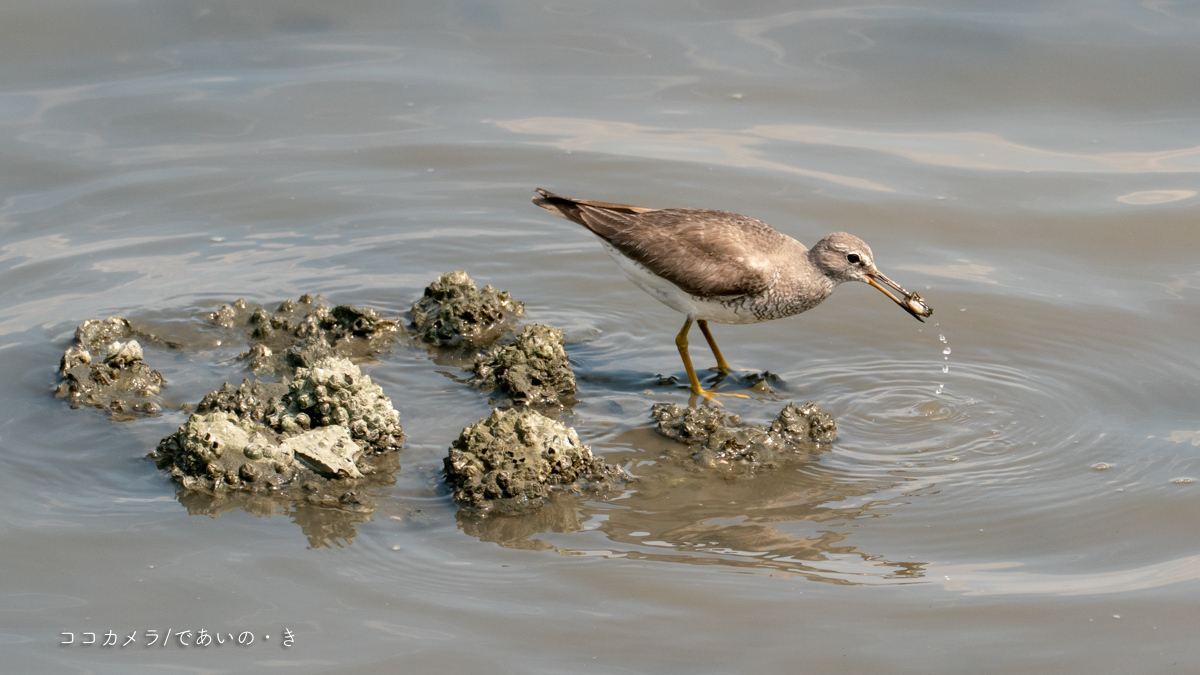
533,188,788,297
586,211,781,298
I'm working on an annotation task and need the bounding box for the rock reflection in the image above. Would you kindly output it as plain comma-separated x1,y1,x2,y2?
174,452,399,549
455,493,584,552
456,425,927,584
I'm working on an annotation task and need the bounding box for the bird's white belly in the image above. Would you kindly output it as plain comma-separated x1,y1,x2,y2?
599,241,759,325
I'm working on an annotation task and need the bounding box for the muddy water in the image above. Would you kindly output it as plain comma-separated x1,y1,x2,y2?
4,1,1200,672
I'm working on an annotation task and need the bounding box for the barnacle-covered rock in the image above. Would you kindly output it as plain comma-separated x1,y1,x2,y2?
470,324,575,406
54,317,165,418
152,412,297,491
652,401,835,473
770,401,837,446
197,379,290,423
743,371,782,394
208,299,244,329
271,357,404,453
154,357,401,493
410,271,524,348
76,316,136,352
444,408,626,512
205,295,399,376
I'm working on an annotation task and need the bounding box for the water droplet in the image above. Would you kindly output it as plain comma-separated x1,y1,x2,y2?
934,385,944,394
730,93,744,100
942,365,949,373
943,347,951,355
1112,615,1121,619
1171,477,1195,484
1091,463,1111,471
939,334,947,343
211,236,225,243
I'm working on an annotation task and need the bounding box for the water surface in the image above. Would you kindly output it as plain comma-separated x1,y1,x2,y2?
3,1,1200,672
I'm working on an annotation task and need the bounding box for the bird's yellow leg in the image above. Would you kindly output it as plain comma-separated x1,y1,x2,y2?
696,320,732,373
676,319,747,400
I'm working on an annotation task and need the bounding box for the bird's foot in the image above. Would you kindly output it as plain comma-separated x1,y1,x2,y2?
689,387,750,405
708,366,758,376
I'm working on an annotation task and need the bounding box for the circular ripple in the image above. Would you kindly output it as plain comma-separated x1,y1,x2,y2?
788,358,1105,491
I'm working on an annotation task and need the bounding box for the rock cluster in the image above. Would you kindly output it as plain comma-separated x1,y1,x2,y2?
153,357,402,492
410,271,524,348
207,295,399,376
652,401,836,472
55,317,165,418
56,274,844,543
470,324,576,407
444,408,626,512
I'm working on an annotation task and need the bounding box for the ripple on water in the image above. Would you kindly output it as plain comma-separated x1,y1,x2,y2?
788,357,1106,500
431,347,1127,583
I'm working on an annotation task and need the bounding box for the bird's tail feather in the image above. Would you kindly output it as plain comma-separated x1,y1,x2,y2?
532,188,656,223
532,188,589,224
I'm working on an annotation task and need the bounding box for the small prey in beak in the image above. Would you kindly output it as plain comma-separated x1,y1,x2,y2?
867,272,934,322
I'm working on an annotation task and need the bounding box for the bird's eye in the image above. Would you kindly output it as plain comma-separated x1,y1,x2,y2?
846,253,860,264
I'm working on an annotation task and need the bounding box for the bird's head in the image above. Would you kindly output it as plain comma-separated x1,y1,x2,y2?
810,232,933,322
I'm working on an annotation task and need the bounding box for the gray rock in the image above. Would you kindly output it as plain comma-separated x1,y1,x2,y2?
270,357,404,453
153,357,401,493
652,401,835,473
152,412,297,491
283,426,364,479
76,316,135,352
411,271,524,348
205,295,400,376
470,324,576,407
445,408,626,512
55,318,164,418
770,401,837,446
197,379,290,424
102,340,144,367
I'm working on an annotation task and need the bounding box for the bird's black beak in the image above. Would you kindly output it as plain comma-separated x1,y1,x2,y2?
867,272,933,322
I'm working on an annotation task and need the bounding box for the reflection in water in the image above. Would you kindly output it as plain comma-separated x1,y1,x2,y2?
497,117,1200,187
456,426,928,584
895,261,999,285
175,451,399,549
456,493,584,552
936,554,1200,596
1164,429,1200,446
1115,189,1197,205
495,117,895,192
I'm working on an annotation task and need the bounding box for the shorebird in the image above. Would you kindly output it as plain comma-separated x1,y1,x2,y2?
532,188,932,400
